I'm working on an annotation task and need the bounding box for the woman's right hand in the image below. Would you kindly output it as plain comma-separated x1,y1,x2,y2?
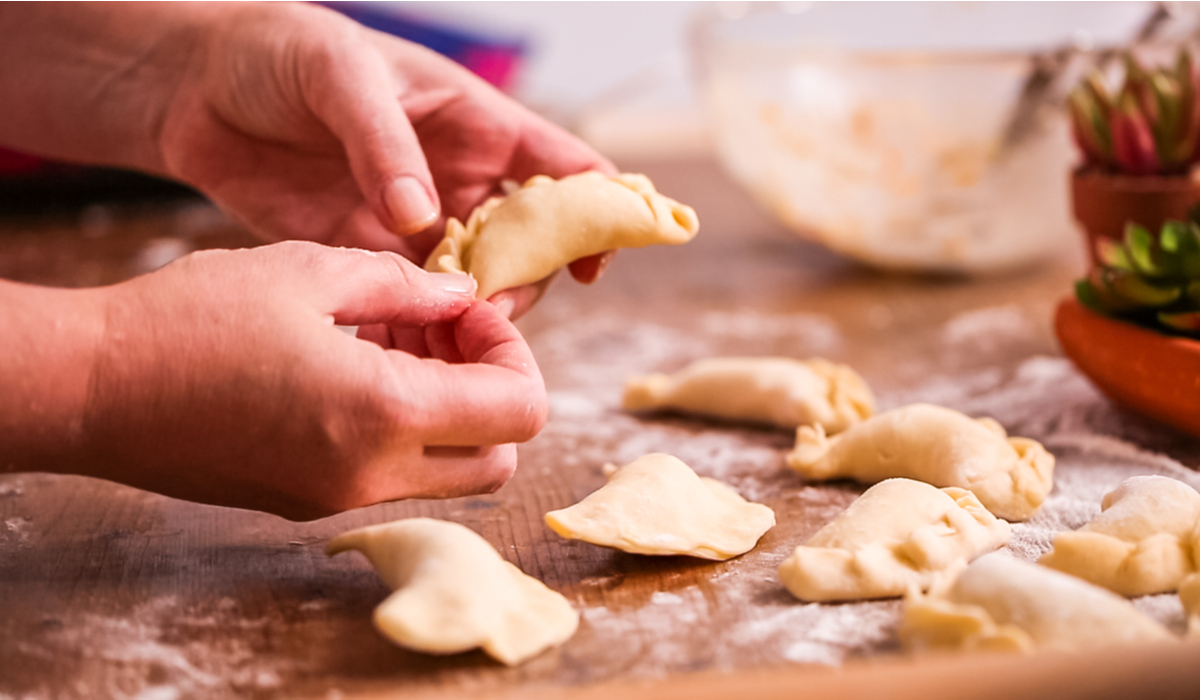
38,242,547,520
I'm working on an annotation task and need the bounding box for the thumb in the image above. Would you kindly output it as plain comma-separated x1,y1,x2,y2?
280,244,476,326
300,24,440,236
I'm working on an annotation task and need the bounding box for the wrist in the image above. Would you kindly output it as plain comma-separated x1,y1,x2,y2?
0,3,222,175
0,281,110,474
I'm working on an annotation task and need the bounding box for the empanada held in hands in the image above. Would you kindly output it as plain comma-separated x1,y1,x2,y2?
544,453,775,560
779,478,1010,602
1039,476,1200,596
787,404,1054,521
425,172,699,299
623,357,874,432
326,518,578,666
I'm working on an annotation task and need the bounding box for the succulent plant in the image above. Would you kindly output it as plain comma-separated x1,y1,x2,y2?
1070,49,1200,176
1076,215,1200,333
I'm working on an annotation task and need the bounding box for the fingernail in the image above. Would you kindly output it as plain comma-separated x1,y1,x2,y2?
494,297,516,318
384,176,439,236
430,272,477,296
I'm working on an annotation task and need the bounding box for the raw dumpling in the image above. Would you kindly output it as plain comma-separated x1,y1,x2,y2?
544,453,775,560
325,518,578,666
425,172,699,299
901,553,1174,653
778,478,1010,602
623,357,874,433
787,403,1055,521
1038,476,1200,596
1181,572,1200,638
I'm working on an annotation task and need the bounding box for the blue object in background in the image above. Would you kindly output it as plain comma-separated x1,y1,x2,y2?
321,2,527,91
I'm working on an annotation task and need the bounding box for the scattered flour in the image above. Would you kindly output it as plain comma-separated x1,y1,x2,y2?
697,310,842,353
2,517,32,547
940,304,1036,352
538,311,1199,675
8,301,1197,693
531,313,708,390
12,596,296,699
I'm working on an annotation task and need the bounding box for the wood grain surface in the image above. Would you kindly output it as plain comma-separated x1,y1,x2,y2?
1,159,1198,699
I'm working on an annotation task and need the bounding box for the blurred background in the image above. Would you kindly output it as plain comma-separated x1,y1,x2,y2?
379,1,1200,274
4,1,1197,274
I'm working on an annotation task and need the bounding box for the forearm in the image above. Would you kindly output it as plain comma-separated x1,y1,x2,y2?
0,279,107,473
0,2,224,174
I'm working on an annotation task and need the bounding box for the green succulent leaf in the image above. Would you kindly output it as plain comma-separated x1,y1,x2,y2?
1069,90,1113,163
1104,268,1181,307
1177,48,1194,88
1075,278,1105,311
1082,72,1112,109
1157,310,1200,332
1094,237,1134,269
1124,222,1166,276
1186,279,1200,306
1151,73,1183,163
1076,200,1200,337
1085,269,1137,312
1179,224,1200,277
1160,220,1189,252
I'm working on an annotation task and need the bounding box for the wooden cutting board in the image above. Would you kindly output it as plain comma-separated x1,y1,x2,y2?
1,159,1197,699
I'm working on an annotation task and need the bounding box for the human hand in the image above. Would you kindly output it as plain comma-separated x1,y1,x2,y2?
78,242,547,520
155,3,616,317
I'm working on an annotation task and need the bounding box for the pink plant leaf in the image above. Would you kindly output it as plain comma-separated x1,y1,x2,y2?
1112,94,1162,175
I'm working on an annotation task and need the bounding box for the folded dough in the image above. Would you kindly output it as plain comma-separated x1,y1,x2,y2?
623,357,874,433
1181,572,1200,639
778,478,1010,602
901,553,1174,653
1038,476,1200,597
544,453,775,560
425,172,699,299
787,403,1054,522
325,518,578,666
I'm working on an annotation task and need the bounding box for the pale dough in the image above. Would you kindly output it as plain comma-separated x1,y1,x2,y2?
778,478,1011,602
623,357,874,433
425,171,699,299
1181,572,1200,639
325,518,578,666
1038,476,1200,597
787,403,1055,521
901,553,1174,653
544,453,775,560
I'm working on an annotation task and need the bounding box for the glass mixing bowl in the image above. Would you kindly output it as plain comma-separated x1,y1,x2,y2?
695,2,1151,274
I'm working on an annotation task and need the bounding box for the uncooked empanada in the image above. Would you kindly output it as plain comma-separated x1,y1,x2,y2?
901,553,1174,653
544,453,775,560
779,478,1010,602
787,403,1054,521
1181,572,1200,638
425,172,699,299
623,357,874,433
1039,476,1200,597
326,518,578,666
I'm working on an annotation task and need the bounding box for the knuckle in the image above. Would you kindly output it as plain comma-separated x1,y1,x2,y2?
375,250,424,288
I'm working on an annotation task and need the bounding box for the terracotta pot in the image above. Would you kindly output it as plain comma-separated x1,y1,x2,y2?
1070,169,1200,267
1055,297,1200,439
